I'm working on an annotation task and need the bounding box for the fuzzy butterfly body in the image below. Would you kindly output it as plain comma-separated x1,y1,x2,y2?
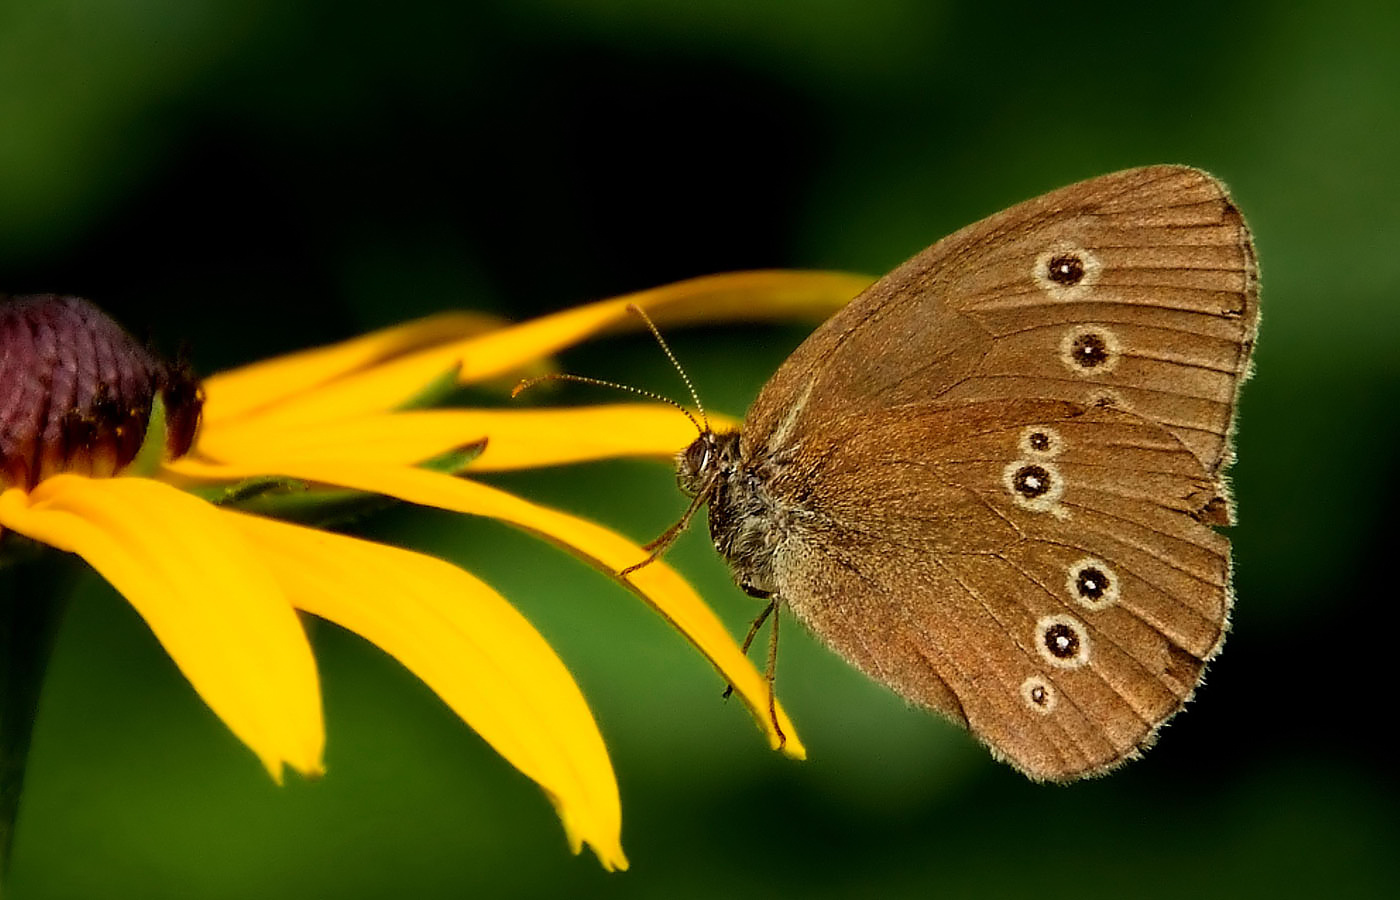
683,166,1258,780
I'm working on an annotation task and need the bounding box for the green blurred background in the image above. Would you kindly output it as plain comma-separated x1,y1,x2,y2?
4,1,1397,897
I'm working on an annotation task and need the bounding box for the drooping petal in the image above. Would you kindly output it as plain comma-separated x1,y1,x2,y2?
187,405,734,472
0,477,324,780
201,311,509,427
156,457,804,757
222,271,869,427
224,511,627,871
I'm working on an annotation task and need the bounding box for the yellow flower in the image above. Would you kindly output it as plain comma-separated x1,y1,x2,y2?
0,271,869,870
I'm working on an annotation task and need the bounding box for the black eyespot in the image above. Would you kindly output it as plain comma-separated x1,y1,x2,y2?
1066,559,1118,611
1043,623,1080,660
1075,567,1109,601
1027,431,1051,452
1012,464,1052,499
1021,675,1057,712
1047,253,1085,286
1070,332,1111,368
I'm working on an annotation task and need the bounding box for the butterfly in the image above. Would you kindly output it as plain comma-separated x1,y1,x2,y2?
676,166,1258,780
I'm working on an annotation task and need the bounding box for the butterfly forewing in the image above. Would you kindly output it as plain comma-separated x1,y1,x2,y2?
938,166,1257,478
721,166,1256,780
743,166,1258,480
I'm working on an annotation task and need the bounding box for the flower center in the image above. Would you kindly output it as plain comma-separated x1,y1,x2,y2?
0,294,203,490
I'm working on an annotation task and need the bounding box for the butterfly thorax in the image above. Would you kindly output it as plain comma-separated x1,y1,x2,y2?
678,429,786,599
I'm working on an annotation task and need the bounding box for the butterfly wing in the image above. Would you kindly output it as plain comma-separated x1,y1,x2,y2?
767,399,1229,780
743,166,1258,483
737,166,1255,778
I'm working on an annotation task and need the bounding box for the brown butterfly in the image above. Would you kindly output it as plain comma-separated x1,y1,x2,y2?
675,166,1258,781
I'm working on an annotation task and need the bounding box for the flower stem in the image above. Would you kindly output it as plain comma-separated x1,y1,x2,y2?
0,548,75,885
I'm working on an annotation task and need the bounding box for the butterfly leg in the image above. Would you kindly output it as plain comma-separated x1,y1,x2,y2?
765,599,786,750
720,597,786,748
721,599,776,698
619,487,709,578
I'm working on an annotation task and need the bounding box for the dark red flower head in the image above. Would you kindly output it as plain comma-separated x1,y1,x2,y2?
0,294,203,491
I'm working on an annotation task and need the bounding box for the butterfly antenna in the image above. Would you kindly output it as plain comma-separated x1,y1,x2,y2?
515,307,717,579
625,303,712,434
512,373,704,435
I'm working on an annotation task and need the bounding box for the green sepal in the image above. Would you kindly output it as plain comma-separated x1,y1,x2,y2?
193,439,486,527
226,481,386,528
186,474,307,506
396,364,464,411
126,395,168,479
419,437,488,475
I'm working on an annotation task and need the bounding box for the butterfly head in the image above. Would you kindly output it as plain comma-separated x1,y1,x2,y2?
676,429,740,498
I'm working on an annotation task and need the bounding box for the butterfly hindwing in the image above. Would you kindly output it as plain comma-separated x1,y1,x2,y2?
763,399,1229,780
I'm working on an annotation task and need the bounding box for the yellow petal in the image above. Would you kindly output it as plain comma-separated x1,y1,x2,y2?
449,270,870,385
0,477,324,780
201,311,509,427
157,458,804,757
224,511,626,870
222,271,868,427
190,405,734,471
